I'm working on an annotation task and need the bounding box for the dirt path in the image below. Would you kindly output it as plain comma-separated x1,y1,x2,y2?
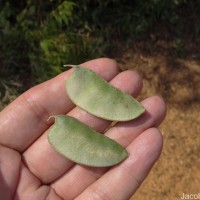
118,40,200,199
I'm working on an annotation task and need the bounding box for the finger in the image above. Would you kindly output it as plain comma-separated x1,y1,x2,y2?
23,70,143,184
14,162,51,200
51,96,166,199
0,58,119,152
76,128,163,200
0,145,21,199
107,96,166,147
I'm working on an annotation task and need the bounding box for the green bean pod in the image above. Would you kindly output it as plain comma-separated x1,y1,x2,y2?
48,115,128,167
66,66,145,121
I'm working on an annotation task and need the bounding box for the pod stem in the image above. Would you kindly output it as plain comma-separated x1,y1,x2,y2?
63,64,78,68
47,115,55,122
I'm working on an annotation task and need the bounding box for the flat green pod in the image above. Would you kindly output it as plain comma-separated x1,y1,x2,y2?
66,66,145,121
48,115,128,167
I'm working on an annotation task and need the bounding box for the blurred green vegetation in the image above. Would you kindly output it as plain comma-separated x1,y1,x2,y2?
0,0,200,86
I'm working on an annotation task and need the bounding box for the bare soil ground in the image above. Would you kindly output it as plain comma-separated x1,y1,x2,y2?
118,38,200,200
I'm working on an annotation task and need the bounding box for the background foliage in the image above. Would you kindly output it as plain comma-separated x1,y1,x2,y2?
0,0,200,85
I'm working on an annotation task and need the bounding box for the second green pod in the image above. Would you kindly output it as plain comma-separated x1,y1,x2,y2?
66,66,145,121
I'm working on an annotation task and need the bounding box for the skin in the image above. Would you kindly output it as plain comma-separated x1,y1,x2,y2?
0,58,166,200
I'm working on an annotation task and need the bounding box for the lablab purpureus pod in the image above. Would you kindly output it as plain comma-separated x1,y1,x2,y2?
48,115,128,167
65,65,145,121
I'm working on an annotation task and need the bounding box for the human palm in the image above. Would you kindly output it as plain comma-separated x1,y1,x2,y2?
0,58,166,200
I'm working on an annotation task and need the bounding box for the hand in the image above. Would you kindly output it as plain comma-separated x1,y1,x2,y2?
0,58,166,200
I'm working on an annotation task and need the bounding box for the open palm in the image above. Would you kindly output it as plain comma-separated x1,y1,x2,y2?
0,58,166,200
